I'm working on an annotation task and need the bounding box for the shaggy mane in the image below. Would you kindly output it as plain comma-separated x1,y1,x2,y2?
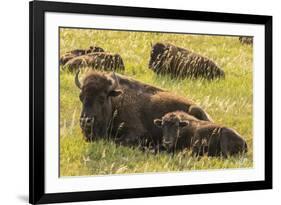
82,71,114,94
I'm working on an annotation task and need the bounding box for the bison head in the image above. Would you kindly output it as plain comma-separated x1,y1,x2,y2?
86,46,105,54
75,71,123,141
148,43,166,69
154,113,189,152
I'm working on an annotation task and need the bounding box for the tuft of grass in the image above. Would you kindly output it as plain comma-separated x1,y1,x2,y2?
59,28,253,176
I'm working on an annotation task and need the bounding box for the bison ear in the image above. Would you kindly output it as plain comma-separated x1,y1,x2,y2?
179,120,189,127
153,119,162,128
108,89,123,97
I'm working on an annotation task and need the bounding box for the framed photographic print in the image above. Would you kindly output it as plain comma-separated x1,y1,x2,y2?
29,0,272,204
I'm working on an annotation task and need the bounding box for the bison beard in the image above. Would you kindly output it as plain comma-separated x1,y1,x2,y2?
149,43,225,80
75,71,213,151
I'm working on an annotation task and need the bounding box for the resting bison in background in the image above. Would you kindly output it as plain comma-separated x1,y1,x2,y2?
64,52,125,72
154,111,247,157
239,37,253,45
149,43,225,80
60,46,105,65
75,71,212,150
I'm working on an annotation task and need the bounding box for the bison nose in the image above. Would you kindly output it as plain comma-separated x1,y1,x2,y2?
162,140,172,146
80,117,95,127
85,118,93,124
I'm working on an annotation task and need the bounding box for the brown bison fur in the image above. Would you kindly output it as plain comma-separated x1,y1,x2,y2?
108,72,164,94
154,111,247,157
65,52,125,72
60,53,77,65
149,42,225,80
60,46,105,65
239,37,253,45
75,71,212,150
71,46,104,55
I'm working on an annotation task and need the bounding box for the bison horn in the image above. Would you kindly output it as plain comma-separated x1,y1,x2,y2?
112,71,120,88
75,70,82,89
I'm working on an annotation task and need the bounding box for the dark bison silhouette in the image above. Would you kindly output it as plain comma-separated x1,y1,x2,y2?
60,46,105,65
239,37,253,45
75,71,212,151
149,43,225,80
154,111,247,157
64,52,125,72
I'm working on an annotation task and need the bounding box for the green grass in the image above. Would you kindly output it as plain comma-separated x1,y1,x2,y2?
59,28,253,176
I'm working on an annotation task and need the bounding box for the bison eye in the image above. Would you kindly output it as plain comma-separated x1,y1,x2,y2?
163,122,173,128
168,122,175,127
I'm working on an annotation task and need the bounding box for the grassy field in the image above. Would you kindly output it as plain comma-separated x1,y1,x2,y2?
59,28,253,176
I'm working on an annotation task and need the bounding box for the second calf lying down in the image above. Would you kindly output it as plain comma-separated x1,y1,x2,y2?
154,111,247,157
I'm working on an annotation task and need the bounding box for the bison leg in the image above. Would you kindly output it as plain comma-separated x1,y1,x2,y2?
218,134,231,158
191,135,203,157
115,131,144,147
188,105,213,122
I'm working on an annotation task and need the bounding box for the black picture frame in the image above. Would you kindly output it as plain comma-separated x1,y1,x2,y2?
29,0,272,204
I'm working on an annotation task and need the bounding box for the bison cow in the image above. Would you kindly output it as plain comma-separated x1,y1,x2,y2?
65,52,125,72
60,46,105,65
239,37,253,45
154,111,247,157
149,43,225,80
75,71,212,151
